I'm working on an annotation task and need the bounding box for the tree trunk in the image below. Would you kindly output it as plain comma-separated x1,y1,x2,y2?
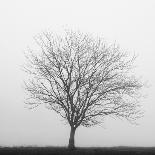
68,127,76,150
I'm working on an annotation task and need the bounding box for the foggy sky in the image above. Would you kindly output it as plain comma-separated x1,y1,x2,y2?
0,0,155,147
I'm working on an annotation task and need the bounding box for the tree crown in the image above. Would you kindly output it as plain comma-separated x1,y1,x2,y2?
24,30,143,128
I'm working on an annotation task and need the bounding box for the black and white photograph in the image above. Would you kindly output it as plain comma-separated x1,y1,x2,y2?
0,0,154,154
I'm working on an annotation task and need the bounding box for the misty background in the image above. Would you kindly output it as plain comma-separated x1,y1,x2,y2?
0,0,155,147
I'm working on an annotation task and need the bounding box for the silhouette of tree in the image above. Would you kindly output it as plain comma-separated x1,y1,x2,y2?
23,30,143,149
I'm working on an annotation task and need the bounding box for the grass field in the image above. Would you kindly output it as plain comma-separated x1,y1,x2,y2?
0,146,155,155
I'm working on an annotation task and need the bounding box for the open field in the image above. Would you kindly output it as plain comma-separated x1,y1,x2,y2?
0,146,155,155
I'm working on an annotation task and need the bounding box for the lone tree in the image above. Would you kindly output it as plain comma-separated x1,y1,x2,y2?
23,30,143,149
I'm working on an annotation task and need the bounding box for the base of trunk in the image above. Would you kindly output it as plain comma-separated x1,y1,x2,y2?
68,144,75,150
68,127,76,150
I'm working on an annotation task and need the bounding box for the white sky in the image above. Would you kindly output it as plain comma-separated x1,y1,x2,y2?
0,0,155,147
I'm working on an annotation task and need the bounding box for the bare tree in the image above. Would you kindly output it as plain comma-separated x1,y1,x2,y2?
23,30,143,149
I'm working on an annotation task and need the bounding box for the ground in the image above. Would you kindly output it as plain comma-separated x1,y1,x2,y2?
0,146,155,155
